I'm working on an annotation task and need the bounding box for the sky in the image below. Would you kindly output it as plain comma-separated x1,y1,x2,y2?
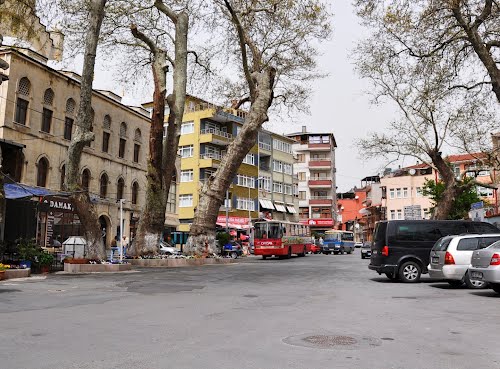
84,1,400,193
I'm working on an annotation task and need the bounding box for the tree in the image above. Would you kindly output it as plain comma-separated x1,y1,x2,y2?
422,178,482,220
355,39,498,219
185,0,332,255
63,0,108,260
355,1,500,103
0,0,8,243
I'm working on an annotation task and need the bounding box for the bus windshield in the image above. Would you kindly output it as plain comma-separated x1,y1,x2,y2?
324,233,340,241
268,223,282,239
255,223,268,239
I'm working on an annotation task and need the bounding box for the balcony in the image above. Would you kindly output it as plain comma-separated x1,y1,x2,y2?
200,128,233,146
308,143,332,151
308,179,332,188
309,196,333,205
259,142,272,151
199,153,223,168
309,160,332,170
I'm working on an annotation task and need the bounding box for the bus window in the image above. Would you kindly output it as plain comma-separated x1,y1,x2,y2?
269,223,282,239
255,223,268,239
341,232,354,242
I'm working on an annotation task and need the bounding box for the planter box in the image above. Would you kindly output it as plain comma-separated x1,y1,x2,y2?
63,263,132,273
5,268,31,279
127,258,237,268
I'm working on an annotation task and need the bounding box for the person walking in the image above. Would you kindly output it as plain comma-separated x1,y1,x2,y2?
121,235,129,258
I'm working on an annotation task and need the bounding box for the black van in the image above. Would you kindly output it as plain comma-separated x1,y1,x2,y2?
369,220,500,283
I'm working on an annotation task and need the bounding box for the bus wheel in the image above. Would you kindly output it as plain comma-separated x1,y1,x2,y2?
286,247,292,259
262,255,267,260
298,247,306,257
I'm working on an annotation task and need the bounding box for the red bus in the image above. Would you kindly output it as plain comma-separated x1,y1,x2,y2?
254,220,312,259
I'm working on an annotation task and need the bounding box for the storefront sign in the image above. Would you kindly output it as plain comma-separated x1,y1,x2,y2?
41,196,74,212
300,218,334,227
217,215,250,225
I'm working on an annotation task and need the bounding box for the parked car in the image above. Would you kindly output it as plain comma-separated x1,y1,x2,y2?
221,241,243,259
159,241,181,255
354,242,363,248
428,234,500,288
309,243,321,254
369,220,500,283
469,241,500,294
361,242,371,259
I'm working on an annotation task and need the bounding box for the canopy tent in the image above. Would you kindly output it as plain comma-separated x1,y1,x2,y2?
4,183,54,199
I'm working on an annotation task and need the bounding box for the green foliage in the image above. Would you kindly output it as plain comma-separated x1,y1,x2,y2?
422,178,481,220
17,238,38,261
37,251,54,266
216,232,230,249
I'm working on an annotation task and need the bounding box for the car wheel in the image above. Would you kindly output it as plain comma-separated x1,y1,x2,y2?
464,272,487,289
447,280,464,288
348,249,353,254
398,261,421,283
262,255,267,260
491,283,500,294
230,251,238,259
385,273,399,281
361,255,365,259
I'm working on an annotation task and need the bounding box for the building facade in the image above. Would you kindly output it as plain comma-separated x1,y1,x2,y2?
286,126,337,232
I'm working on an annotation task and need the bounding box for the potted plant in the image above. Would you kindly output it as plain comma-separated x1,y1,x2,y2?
0,263,9,280
17,239,37,269
38,251,54,274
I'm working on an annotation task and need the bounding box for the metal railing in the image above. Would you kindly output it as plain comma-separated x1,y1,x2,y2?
259,142,271,151
200,152,223,160
310,196,332,200
309,178,333,182
200,128,233,139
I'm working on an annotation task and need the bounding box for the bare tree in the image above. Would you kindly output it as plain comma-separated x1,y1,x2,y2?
63,0,108,260
0,0,8,242
185,0,332,255
355,41,498,219
355,1,500,103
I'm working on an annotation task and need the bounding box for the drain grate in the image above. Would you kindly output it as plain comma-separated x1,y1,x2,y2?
303,335,357,347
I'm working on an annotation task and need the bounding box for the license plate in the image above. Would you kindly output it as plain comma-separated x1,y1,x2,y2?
432,257,439,264
471,271,483,280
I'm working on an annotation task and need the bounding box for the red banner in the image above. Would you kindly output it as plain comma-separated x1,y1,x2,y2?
300,218,334,227
217,216,250,225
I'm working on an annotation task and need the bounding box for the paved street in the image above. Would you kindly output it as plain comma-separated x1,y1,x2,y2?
1,253,499,369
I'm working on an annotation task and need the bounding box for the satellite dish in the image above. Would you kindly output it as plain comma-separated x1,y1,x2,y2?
409,169,416,175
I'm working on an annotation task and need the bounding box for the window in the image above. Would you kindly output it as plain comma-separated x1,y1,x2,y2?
299,191,306,200
237,174,255,188
181,121,194,134
134,128,142,142
41,108,52,133
273,160,283,172
133,143,140,163
284,184,293,195
15,77,31,125
166,174,177,214
457,238,479,251
297,154,305,163
117,178,125,200
273,181,283,193
100,173,108,198
396,188,402,198
37,157,49,187
60,164,66,190
180,170,194,182
64,117,74,140
389,189,395,199
236,197,255,211
179,145,194,158
102,132,110,153
132,182,139,205
119,138,126,158
478,187,494,197
299,208,309,219
66,98,76,114
397,209,403,219
403,187,408,198
81,169,91,191
416,187,422,197
298,172,306,181
284,163,293,175
179,194,193,207
259,176,272,192
273,139,292,154
390,210,396,220
103,115,111,130
243,153,255,165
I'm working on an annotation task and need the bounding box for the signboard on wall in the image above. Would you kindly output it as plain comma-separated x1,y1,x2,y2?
299,218,334,227
404,205,422,220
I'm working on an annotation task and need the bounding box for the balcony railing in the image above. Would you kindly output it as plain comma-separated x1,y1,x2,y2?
259,165,271,172
259,142,271,151
200,128,233,140
310,196,332,200
200,152,223,160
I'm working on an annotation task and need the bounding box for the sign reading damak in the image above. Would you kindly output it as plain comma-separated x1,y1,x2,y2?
41,196,74,212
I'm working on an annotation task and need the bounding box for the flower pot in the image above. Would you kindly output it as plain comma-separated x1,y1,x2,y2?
64,258,89,264
20,260,31,269
0,270,5,280
40,265,50,274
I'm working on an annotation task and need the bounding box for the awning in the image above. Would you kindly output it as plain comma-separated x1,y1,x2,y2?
4,183,54,199
259,199,275,210
286,205,297,214
216,222,251,230
274,202,287,212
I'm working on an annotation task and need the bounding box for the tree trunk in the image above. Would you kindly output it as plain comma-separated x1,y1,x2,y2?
429,149,460,220
0,146,5,242
64,0,107,260
133,53,168,256
185,68,276,255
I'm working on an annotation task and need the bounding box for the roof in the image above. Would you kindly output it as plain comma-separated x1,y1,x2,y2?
5,183,54,199
447,152,487,163
403,163,430,170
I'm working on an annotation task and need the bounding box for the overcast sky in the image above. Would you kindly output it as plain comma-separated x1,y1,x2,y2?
84,2,400,193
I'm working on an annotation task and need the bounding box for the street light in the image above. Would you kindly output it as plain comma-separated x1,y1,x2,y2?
119,198,125,262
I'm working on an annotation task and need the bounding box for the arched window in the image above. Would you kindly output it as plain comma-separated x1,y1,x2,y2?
133,128,141,163
41,88,54,133
60,164,66,190
118,122,127,158
134,128,142,142
81,169,91,191
64,98,76,140
102,115,111,153
100,173,108,198
131,182,139,205
37,157,49,187
15,77,31,125
117,178,125,200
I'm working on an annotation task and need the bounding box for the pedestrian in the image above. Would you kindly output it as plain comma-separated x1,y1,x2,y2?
111,236,117,248
319,237,324,246
121,234,129,257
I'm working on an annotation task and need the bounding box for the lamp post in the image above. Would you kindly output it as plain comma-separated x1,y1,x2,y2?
119,198,125,262
225,189,229,233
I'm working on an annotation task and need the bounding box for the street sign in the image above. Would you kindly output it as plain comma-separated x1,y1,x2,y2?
404,205,422,220
471,201,484,210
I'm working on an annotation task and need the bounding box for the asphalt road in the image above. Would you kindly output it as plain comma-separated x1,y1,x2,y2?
1,252,499,369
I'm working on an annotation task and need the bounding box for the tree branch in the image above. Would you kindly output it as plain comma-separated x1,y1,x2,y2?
130,23,158,54
154,0,178,23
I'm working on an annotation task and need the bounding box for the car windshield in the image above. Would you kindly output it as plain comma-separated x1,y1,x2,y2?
432,237,453,251
487,240,500,250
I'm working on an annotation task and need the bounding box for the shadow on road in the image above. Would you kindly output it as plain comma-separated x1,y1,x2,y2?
370,277,439,284
469,290,500,298
428,283,466,290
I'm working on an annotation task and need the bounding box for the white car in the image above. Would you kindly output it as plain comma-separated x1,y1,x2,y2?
159,242,181,255
428,234,500,288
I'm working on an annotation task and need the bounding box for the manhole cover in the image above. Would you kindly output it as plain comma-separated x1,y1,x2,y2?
283,333,381,350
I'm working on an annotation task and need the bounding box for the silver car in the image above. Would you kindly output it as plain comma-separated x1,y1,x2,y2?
469,241,500,294
428,234,500,289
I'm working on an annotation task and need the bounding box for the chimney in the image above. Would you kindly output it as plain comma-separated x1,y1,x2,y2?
301,125,307,133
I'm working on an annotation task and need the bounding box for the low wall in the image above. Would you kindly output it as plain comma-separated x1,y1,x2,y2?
5,268,31,279
128,258,237,268
64,263,132,273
